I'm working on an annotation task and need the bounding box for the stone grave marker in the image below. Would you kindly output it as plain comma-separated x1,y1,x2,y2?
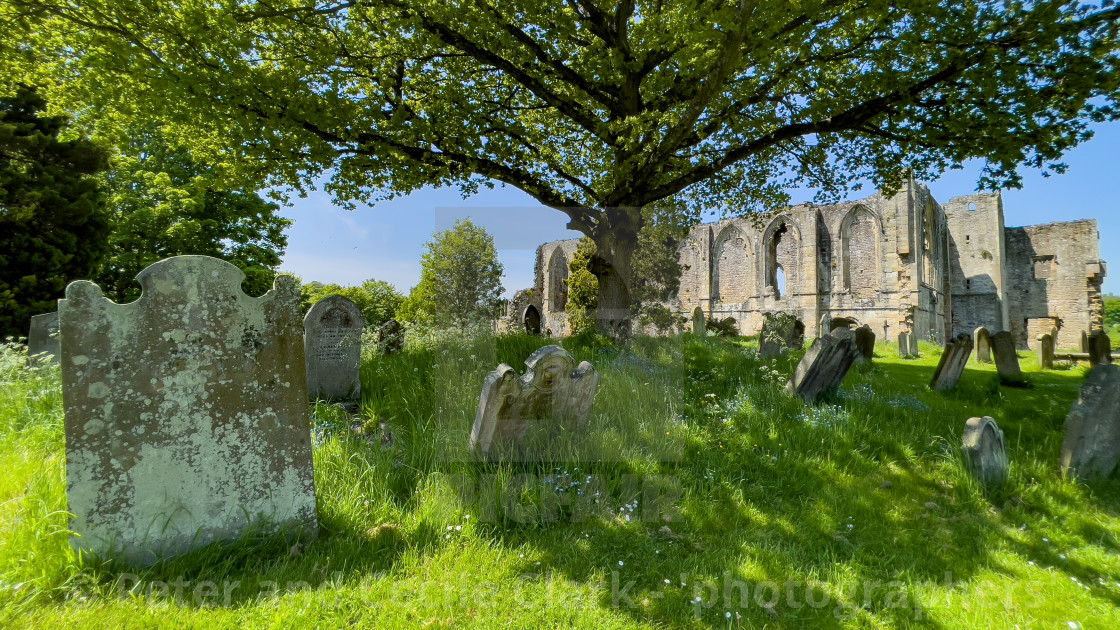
759,313,804,357
786,328,861,403
1037,333,1055,370
818,312,831,338
28,311,61,366
692,306,706,336
853,324,875,363
990,331,1025,384
1060,364,1120,480
974,327,992,363
960,416,1009,492
59,255,317,565
377,319,404,355
470,345,600,459
909,332,920,357
898,331,914,358
929,333,973,391
304,295,366,400
1089,330,1113,365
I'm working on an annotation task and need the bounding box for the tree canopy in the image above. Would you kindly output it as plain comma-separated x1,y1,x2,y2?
404,219,504,327
10,0,1119,333
301,278,403,328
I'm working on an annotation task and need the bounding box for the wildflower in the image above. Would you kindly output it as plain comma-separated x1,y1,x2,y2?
618,560,624,566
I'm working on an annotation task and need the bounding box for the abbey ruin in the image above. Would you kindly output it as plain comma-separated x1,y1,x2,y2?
509,180,1107,349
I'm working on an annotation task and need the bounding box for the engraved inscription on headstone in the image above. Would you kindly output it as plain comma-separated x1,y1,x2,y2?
304,295,366,400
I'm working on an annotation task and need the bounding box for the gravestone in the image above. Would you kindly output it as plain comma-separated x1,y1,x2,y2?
692,306,706,336
898,332,914,358
990,331,1025,384
523,305,542,335
929,333,973,391
818,313,831,338
960,416,1009,492
1081,330,1090,353
304,295,366,400
377,319,404,355
59,256,317,565
470,345,600,459
853,324,875,363
1037,333,1055,370
1089,330,1113,365
974,327,992,363
830,317,857,332
909,332,920,358
786,328,862,403
1060,364,1120,480
27,311,61,366
759,313,804,357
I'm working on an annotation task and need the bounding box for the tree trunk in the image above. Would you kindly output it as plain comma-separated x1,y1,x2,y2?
589,208,641,340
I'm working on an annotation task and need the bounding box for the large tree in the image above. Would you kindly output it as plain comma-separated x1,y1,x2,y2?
10,1,1120,335
404,219,504,328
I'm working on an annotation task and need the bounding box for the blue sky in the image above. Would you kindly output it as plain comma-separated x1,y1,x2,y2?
278,122,1120,297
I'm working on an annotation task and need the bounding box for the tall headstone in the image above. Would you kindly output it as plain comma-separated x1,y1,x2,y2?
786,328,862,403
1089,330,1113,365
1060,364,1120,480
692,306,706,336
974,327,992,363
377,319,404,355
990,331,1025,384
853,324,875,363
1037,333,1055,370
759,313,804,356
59,256,317,565
930,333,973,391
908,331,920,357
898,331,915,358
961,416,1009,492
304,295,366,400
27,311,61,366
818,312,831,338
470,345,600,459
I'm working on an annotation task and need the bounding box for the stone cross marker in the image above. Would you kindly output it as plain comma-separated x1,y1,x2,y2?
1089,330,1113,366
470,345,600,459
961,416,1009,492
1037,333,1055,370
1061,364,1120,480
930,333,973,391
377,319,404,355
28,311,61,366
692,306,706,336
990,331,1025,384
974,327,992,363
304,295,365,400
853,324,875,363
786,328,861,403
759,313,804,357
59,255,317,565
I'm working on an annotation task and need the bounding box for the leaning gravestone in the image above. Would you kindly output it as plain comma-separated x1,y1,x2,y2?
898,331,914,358
974,327,992,363
1037,333,1055,370
304,295,366,400
961,416,1009,492
692,306,706,336
1089,330,1113,365
59,256,318,565
930,333,973,391
470,345,600,459
377,319,404,355
853,324,875,363
990,331,1025,384
1060,364,1120,480
786,328,862,403
27,311,61,366
759,313,804,357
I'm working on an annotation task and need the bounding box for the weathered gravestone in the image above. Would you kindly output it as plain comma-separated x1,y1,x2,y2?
898,331,914,358
692,306,706,336
59,256,318,565
853,325,875,363
818,313,831,338
961,416,1009,492
1089,330,1113,365
990,331,1025,384
909,331,920,358
304,295,366,400
470,345,600,459
930,333,973,391
974,327,992,363
786,328,861,403
759,313,804,357
1060,364,1120,480
1037,333,1055,370
1081,330,1090,353
27,311,61,366
377,319,404,355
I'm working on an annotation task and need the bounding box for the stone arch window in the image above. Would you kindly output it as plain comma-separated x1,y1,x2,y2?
842,206,880,298
712,224,753,303
764,216,799,299
547,247,569,311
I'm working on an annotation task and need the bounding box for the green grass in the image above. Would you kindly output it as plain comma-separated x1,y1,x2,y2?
1,333,1118,629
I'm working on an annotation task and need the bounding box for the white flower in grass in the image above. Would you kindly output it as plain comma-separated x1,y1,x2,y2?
618,560,624,566
664,579,671,585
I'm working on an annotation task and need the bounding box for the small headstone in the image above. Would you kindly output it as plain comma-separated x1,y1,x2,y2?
1081,330,1090,353
377,319,404,355
1037,333,1055,370
974,327,991,363
1060,364,1120,480
930,333,973,391
990,331,1025,384
898,332,913,358
853,325,875,363
961,416,1009,492
27,311,61,366
59,256,317,564
786,328,862,403
818,313,831,338
909,332,920,357
304,295,366,400
1089,330,1113,365
759,313,804,356
692,306,706,336
470,345,600,459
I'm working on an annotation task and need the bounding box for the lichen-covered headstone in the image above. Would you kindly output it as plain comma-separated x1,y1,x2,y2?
304,295,365,400
27,311,60,366
1060,364,1120,480
1037,333,1055,370
59,255,317,565
759,313,804,357
974,327,991,363
990,331,1025,384
786,328,861,403
1089,330,1113,366
853,324,875,363
930,333,973,391
898,332,914,358
377,319,404,355
692,306,706,336
961,416,1009,492
470,345,600,459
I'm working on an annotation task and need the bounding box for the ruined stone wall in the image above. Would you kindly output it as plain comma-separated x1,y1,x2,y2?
945,193,1010,337
534,238,583,336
